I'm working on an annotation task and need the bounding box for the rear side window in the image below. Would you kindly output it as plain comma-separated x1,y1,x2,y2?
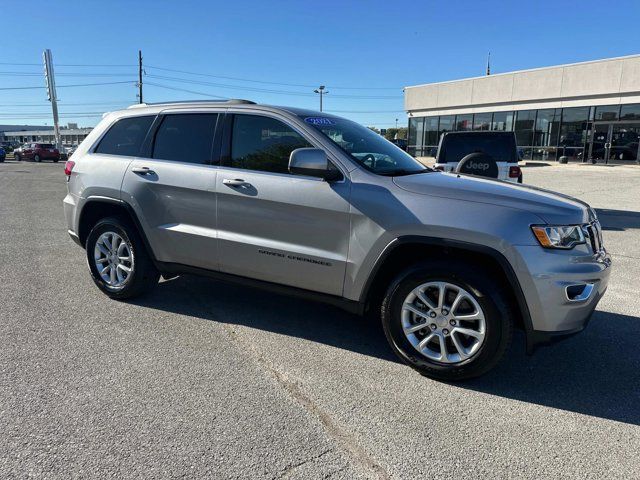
439,133,517,163
152,113,218,164
230,114,311,174
40,144,54,148
95,116,154,157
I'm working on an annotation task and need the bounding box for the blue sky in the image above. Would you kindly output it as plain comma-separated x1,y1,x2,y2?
2,0,639,128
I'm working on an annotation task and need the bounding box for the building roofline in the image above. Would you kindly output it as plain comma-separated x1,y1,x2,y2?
404,53,640,90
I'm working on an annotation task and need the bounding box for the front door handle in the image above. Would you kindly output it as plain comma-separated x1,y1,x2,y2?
132,167,155,175
223,178,249,187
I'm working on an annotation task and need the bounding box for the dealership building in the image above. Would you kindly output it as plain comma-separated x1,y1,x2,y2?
1,125,93,147
405,54,640,163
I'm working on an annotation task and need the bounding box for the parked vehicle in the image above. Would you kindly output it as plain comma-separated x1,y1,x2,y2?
434,131,523,183
64,100,611,380
14,143,60,162
0,147,5,162
0,141,14,153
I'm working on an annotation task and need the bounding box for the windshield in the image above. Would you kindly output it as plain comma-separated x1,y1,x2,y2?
300,115,429,175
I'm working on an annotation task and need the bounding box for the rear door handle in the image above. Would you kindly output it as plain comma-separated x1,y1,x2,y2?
132,167,155,175
223,178,249,187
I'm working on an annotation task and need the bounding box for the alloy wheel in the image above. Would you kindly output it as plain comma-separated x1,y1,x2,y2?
401,281,486,364
93,231,134,288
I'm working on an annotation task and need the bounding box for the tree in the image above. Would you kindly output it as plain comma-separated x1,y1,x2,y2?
367,126,381,134
384,127,407,141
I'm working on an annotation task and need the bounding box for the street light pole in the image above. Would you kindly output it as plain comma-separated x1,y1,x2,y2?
395,118,398,129
313,85,328,112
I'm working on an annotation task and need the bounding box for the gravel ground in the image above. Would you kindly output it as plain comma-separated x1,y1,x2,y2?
1,160,639,479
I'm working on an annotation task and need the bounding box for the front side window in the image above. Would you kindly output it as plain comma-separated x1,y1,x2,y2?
230,115,311,174
300,115,428,175
95,115,154,157
152,113,218,164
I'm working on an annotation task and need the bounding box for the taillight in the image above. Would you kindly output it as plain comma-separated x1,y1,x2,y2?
509,166,521,178
64,160,75,176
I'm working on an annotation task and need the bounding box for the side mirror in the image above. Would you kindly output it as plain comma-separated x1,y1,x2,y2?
289,148,341,181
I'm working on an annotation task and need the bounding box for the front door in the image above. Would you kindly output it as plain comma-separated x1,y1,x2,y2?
215,113,351,296
121,112,220,271
589,123,611,162
589,122,640,163
609,123,640,162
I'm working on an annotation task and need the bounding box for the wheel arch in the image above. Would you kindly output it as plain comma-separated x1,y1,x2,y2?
360,236,535,350
77,198,156,263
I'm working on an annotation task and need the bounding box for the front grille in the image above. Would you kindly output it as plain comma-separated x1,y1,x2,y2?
584,221,603,253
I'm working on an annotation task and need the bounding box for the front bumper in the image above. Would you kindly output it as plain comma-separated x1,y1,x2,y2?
513,244,611,349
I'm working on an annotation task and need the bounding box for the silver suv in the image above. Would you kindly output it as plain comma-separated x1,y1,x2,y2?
63,100,611,380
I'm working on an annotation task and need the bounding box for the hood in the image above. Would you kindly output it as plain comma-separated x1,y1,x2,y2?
393,172,592,225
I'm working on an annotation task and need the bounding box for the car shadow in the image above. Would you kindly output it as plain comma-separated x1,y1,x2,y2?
130,275,640,426
595,208,640,231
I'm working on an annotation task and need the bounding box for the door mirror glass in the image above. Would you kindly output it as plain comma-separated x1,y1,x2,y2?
289,148,341,180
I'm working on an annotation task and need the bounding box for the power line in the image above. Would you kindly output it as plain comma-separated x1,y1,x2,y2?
0,81,136,91
0,71,134,77
144,81,228,99
0,62,136,67
145,73,402,99
146,64,401,90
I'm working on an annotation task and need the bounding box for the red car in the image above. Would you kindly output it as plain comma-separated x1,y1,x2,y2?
14,143,60,163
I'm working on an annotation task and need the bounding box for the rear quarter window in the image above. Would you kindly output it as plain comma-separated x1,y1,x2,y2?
94,115,155,157
439,133,517,163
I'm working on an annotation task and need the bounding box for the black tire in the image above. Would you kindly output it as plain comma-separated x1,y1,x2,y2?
518,173,523,184
14,154,20,162
381,259,513,381
85,216,159,299
34,154,41,163
53,158,59,163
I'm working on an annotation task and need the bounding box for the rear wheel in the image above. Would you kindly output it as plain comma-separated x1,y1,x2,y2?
381,259,513,381
85,216,159,299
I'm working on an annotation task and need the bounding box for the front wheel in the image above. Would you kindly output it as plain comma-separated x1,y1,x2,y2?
381,259,513,381
34,154,41,162
14,154,20,162
85,216,159,299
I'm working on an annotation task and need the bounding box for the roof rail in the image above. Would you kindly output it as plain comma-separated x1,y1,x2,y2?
127,99,256,109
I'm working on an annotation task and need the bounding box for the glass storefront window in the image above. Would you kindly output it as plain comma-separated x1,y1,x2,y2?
514,110,536,159
407,117,424,156
455,114,473,131
559,107,589,161
473,113,492,131
439,115,455,136
620,104,640,120
533,109,560,160
491,111,514,131
594,105,620,121
424,116,439,149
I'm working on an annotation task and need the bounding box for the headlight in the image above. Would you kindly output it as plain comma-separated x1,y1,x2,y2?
531,225,586,249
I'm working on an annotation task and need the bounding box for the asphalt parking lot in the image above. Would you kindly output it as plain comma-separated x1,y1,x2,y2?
1,160,639,479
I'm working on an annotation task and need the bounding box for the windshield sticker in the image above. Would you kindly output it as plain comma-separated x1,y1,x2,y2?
305,117,336,126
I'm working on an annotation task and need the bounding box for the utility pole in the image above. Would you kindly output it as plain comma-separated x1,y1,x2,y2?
313,85,328,112
395,118,398,129
42,49,61,150
138,50,143,103
486,52,491,76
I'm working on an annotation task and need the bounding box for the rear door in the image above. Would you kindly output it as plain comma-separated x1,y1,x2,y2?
121,111,221,271
215,112,351,296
